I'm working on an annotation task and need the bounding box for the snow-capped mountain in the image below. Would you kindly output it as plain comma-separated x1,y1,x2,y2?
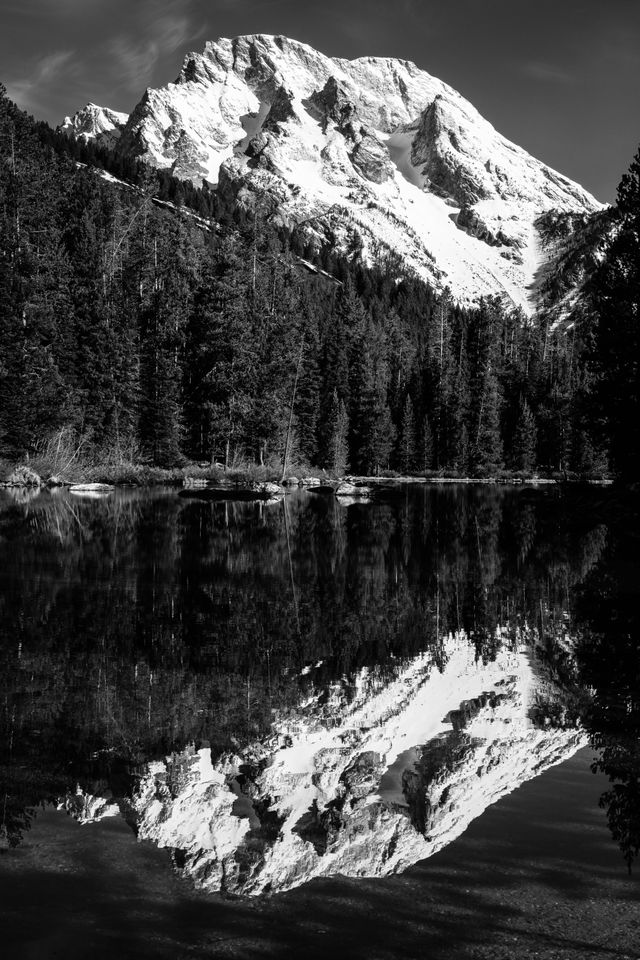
60,103,128,149
61,35,603,308
61,631,584,896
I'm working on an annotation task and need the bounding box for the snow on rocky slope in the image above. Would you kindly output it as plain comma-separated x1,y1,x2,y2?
61,35,603,310
61,631,584,896
60,103,128,149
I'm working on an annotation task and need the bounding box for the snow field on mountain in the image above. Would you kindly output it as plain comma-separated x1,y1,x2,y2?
61,34,604,309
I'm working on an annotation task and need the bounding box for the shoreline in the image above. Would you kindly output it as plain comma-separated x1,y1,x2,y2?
0,463,613,492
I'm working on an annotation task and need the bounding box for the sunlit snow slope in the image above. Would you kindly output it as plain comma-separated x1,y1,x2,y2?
63,35,603,308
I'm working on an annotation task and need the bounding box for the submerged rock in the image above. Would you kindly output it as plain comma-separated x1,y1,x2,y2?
69,483,114,492
335,481,372,498
180,480,284,502
257,481,284,496
69,482,114,499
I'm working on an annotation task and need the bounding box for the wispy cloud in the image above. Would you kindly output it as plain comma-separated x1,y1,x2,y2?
521,61,575,84
6,50,75,114
109,1,205,91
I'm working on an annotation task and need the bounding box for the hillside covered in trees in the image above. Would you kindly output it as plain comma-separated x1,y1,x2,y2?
0,85,635,480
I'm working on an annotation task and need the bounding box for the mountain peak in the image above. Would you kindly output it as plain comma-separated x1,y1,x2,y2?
59,103,128,148
62,34,604,309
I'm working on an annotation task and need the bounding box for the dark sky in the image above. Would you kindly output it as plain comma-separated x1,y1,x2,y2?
2,0,639,202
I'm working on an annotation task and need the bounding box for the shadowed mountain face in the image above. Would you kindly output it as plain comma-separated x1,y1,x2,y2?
60,34,602,309
0,484,636,887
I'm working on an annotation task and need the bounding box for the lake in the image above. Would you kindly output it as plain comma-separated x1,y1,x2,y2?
0,483,638,957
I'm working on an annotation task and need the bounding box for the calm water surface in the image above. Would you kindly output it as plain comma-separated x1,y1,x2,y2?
0,483,638,902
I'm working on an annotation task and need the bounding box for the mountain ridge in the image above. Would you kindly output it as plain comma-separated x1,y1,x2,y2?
60,34,604,310
60,102,128,149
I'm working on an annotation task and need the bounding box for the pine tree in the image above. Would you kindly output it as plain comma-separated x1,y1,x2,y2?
399,395,417,473
138,216,192,465
294,316,321,465
466,298,505,475
369,388,395,474
512,399,537,472
418,416,433,474
590,143,640,481
183,232,255,465
317,304,350,466
470,365,503,474
349,331,395,475
538,384,572,474
325,389,349,475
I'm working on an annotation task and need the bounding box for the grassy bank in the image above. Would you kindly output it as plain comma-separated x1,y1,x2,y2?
0,456,331,488
0,457,612,488
0,427,611,489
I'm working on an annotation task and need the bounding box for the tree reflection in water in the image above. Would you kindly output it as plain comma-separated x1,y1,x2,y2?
573,490,640,872
0,483,636,870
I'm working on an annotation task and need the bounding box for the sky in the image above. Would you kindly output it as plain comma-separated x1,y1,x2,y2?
1,0,639,202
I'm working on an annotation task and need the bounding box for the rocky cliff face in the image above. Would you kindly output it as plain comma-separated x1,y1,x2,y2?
60,34,603,310
62,631,584,896
60,103,128,149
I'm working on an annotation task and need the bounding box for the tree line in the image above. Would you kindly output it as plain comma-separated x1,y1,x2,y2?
1,85,636,478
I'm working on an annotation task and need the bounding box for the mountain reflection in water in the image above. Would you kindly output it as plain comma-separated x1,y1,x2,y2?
0,484,637,885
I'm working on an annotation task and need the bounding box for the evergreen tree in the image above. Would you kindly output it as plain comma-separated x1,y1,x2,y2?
512,399,537,472
183,233,253,463
349,331,395,475
317,302,350,466
325,390,349,475
538,384,572,474
138,217,193,465
418,416,434,474
294,313,321,465
470,365,503,474
590,143,640,481
399,395,418,473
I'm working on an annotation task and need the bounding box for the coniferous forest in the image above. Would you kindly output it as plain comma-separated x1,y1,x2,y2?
0,84,637,481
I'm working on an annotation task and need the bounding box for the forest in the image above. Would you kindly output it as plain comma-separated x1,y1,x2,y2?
0,84,638,480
